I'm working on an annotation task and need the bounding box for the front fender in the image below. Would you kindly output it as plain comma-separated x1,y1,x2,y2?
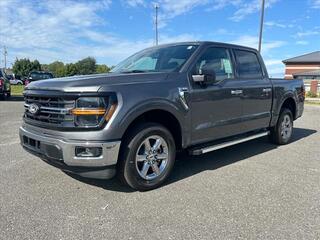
118,98,191,148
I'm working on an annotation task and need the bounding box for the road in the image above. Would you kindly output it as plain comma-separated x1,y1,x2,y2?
1,98,319,240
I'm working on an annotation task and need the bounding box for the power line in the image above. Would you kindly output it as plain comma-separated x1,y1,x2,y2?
258,0,265,52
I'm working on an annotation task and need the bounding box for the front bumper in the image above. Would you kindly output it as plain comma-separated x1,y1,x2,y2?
19,126,121,179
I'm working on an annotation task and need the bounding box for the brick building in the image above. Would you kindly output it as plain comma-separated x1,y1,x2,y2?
283,51,320,80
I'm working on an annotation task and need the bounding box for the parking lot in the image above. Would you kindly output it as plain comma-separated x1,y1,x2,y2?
0,99,319,239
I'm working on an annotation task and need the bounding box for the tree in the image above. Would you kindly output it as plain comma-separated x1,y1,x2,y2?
75,57,96,75
65,63,78,76
32,60,41,71
96,64,111,74
46,61,65,77
12,58,42,78
13,57,111,79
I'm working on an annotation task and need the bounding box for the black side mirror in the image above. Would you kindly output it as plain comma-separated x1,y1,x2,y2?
192,65,216,85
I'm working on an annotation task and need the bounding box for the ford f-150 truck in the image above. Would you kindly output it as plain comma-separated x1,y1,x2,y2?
20,42,304,191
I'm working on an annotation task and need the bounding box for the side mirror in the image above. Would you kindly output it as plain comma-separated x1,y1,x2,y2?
192,66,216,85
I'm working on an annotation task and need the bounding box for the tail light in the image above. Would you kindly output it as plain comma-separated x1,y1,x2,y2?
0,77,4,87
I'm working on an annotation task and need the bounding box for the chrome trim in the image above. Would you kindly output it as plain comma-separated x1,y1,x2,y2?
24,103,72,115
19,126,121,167
178,87,189,110
231,90,243,95
262,88,272,93
191,131,270,155
105,92,123,129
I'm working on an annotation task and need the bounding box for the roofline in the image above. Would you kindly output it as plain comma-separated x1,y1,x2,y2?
148,41,258,52
283,51,320,63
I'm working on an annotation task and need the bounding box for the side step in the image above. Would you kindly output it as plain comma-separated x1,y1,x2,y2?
190,131,270,155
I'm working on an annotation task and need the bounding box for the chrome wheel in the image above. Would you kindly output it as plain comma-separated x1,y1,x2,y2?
280,114,292,141
135,135,169,180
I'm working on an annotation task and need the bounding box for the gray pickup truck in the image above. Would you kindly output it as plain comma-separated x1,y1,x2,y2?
20,42,304,190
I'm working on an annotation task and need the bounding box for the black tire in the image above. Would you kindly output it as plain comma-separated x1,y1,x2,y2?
6,91,11,98
0,94,4,100
269,108,293,145
117,122,176,191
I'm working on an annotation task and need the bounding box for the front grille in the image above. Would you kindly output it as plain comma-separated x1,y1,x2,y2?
24,95,75,127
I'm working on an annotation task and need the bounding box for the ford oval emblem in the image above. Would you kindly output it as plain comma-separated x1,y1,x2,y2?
29,103,40,115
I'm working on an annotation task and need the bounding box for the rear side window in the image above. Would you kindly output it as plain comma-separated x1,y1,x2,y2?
234,50,263,78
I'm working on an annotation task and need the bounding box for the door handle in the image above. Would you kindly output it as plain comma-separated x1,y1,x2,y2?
231,90,243,95
262,88,272,93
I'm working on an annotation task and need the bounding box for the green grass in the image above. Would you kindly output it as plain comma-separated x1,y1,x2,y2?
305,100,320,106
11,85,25,96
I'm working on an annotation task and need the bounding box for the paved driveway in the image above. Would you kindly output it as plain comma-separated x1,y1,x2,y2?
1,99,319,239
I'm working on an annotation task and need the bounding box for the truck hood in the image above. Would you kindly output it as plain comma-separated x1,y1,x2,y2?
25,72,169,92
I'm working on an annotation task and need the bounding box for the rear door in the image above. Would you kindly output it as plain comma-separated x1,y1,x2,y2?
189,46,244,145
233,49,272,132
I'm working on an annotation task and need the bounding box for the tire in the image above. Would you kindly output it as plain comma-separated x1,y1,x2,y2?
6,91,11,98
0,94,4,100
118,122,176,191
269,108,293,145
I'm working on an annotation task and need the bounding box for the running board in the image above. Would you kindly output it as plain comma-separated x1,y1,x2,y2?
190,131,270,155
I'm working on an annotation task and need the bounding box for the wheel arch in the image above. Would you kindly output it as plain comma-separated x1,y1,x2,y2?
119,103,186,150
280,96,297,120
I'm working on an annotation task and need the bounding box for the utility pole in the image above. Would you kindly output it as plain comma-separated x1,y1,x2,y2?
154,3,159,46
258,0,265,52
3,46,7,70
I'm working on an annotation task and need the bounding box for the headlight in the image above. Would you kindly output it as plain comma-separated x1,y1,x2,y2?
71,96,117,127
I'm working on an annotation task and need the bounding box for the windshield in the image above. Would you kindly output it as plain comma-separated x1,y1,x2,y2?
111,45,198,73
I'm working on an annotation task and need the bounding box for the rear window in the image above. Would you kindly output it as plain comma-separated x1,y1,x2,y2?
30,72,53,80
234,50,263,79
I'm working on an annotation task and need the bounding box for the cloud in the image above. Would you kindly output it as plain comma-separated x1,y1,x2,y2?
125,0,278,27
0,0,201,67
311,0,320,8
124,0,146,7
296,30,320,37
296,40,309,45
230,0,279,22
230,35,286,54
265,21,285,28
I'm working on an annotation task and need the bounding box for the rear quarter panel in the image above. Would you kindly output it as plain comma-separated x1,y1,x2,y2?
270,78,304,126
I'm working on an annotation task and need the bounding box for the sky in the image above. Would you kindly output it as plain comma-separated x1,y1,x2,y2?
0,0,319,77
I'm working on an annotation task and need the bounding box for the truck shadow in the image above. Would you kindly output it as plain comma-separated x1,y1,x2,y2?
67,127,316,192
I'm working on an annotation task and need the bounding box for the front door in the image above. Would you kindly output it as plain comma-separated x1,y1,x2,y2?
189,46,244,145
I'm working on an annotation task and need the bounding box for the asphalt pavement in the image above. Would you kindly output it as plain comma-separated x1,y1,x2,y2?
1,98,319,240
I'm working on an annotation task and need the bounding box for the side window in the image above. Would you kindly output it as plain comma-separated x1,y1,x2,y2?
234,50,263,78
194,47,234,81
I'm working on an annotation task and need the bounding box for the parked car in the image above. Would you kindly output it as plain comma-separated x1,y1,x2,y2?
10,78,24,85
28,71,54,82
0,68,11,100
20,42,305,190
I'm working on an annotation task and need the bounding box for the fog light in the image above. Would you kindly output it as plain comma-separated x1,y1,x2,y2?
75,147,102,158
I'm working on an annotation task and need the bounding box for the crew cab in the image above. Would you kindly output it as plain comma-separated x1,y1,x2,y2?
20,42,304,191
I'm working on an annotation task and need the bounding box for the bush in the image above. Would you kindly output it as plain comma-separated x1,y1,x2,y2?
306,91,319,98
